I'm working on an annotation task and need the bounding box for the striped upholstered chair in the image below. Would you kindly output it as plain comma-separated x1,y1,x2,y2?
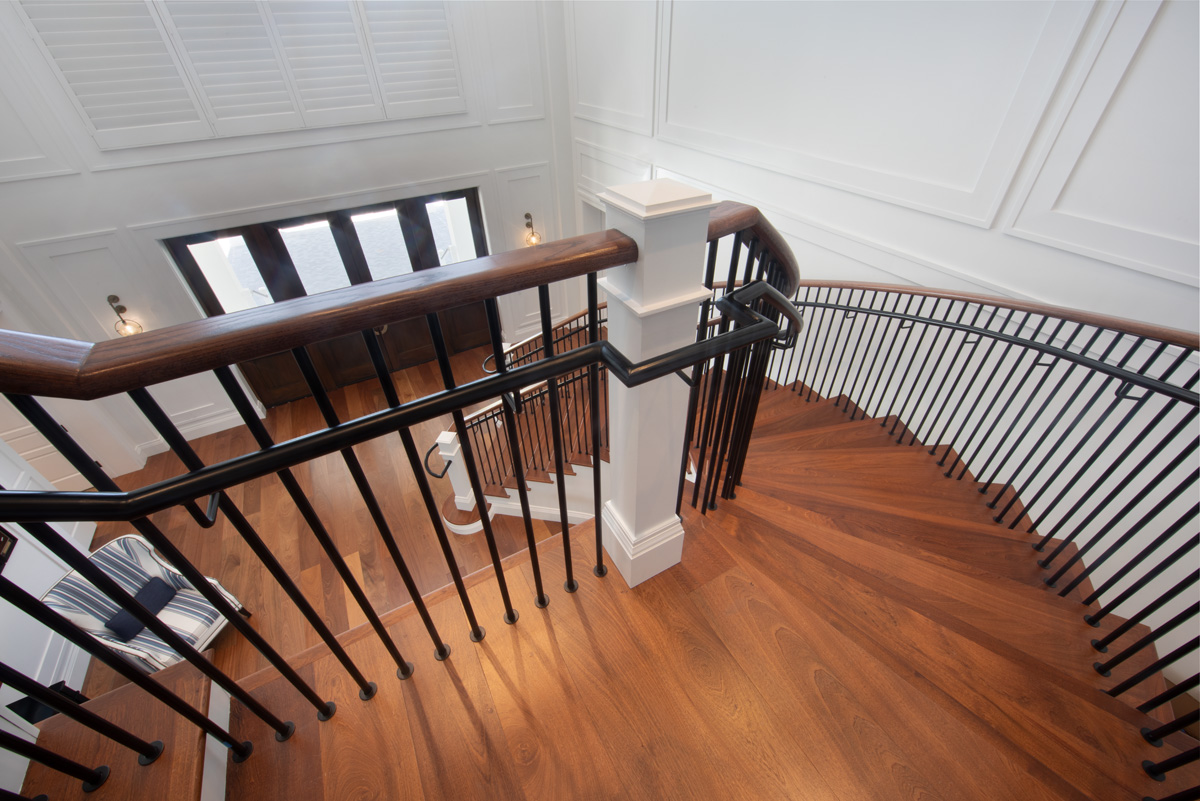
40,534,243,673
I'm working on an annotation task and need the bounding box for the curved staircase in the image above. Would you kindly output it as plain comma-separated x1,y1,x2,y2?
53,378,1190,801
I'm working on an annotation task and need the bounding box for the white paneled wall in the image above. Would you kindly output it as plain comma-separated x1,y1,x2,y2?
566,0,1199,332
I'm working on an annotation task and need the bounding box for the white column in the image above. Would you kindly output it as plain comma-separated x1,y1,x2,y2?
598,179,715,587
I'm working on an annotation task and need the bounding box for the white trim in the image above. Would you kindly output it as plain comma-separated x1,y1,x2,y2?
601,503,684,588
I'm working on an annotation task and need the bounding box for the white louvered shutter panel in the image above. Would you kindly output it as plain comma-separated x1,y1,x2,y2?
157,1,304,136
360,1,467,120
264,1,385,126
17,0,212,148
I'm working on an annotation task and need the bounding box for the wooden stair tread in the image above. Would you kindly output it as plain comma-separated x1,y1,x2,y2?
219,521,1198,801
22,659,210,801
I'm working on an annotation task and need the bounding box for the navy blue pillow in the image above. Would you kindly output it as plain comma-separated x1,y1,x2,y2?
103,577,177,642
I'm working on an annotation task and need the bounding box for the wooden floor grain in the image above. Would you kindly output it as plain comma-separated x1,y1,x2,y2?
68,378,1196,801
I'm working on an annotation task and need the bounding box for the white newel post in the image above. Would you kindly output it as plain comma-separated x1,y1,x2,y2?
598,179,715,587
435,430,474,512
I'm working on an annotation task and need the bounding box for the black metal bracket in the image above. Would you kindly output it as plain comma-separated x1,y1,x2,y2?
423,442,451,479
1116,381,1151,402
675,370,697,387
184,492,220,529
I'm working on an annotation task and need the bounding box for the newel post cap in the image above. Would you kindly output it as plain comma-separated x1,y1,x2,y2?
598,178,716,220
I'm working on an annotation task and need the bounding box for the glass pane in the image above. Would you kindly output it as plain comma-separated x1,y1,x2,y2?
278,220,351,295
187,236,271,313
426,197,478,266
351,209,413,280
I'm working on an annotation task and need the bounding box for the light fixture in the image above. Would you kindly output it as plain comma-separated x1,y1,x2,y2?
106,294,143,337
524,212,542,246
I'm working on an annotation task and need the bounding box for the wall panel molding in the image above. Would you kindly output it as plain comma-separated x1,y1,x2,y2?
655,0,1093,227
575,139,652,204
566,0,658,136
472,1,546,125
654,166,1037,301
1005,0,1198,288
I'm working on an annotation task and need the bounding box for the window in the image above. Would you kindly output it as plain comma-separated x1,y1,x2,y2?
164,189,491,407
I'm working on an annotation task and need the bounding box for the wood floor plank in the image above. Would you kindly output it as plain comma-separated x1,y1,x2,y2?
469,564,635,800
692,564,1068,801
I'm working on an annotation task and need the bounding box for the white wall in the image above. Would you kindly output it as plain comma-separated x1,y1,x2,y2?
0,1,577,480
563,0,1199,330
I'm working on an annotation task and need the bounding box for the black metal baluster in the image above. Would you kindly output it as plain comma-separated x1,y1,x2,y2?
1047,463,1197,588
4,395,313,732
693,304,733,509
1084,533,1197,624
905,301,979,445
916,303,992,448
1030,385,1197,540
485,299,552,605
955,320,1070,480
1143,784,1200,801
1143,748,1199,782
124,383,378,700
1006,355,1192,528
586,275,608,576
1143,711,1200,746
1090,572,1198,651
0,728,109,792
0,660,163,764
790,287,818,393
1139,674,1200,714
539,285,579,593
0,575,252,760
879,297,934,427
1093,602,1198,677
703,339,751,510
944,315,1048,477
14,518,285,730
888,299,952,437
848,292,904,420
207,366,420,678
1056,473,1198,597
1039,420,1198,565
978,328,1112,495
427,312,520,622
864,294,917,418
814,290,855,403
1084,510,1197,611
1106,638,1198,697
808,288,845,402
834,291,877,408
931,307,1019,462
358,331,475,649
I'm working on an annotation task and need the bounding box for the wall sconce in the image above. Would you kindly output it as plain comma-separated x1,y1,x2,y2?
524,212,541,246
106,295,143,337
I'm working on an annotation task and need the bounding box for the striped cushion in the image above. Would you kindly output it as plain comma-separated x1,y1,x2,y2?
41,535,219,670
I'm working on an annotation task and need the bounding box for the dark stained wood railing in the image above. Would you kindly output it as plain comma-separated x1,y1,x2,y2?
0,203,800,401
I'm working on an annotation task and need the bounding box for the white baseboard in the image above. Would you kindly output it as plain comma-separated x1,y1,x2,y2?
600,503,684,588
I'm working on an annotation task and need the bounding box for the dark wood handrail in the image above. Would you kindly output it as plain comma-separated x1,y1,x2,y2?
795,281,1200,351
707,201,800,297
0,231,635,400
0,202,790,401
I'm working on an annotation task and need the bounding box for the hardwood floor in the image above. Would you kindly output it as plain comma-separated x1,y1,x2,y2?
83,345,561,695
51,378,1195,801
